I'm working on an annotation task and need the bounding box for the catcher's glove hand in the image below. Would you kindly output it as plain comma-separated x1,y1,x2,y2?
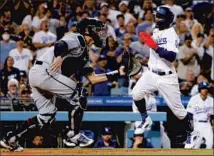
121,48,142,77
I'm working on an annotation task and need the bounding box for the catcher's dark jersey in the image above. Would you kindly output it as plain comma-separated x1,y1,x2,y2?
60,32,92,78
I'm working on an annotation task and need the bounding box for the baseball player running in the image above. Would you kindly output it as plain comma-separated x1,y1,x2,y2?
0,18,125,151
186,81,214,149
127,6,203,148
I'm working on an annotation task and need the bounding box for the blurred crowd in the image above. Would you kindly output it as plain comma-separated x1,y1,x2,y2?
0,0,213,105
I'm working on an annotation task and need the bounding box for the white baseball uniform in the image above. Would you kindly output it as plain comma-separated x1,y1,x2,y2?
132,93,171,148
132,27,187,119
186,94,214,149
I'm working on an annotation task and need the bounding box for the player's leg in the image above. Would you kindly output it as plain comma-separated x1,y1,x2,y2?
132,71,157,134
200,123,213,149
157,75,203,148
160,122,171,148
63,86,94,147
0,88,57,151
29,69,77,103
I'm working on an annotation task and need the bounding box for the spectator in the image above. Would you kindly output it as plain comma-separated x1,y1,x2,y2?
191,23,204,41
20,89,37,111
101,36,119,71
9,36,33,73
70,5,84,22
116,33,133,65
94,127,120,148
6,78,19,98
177,33,200,81
163,0,184,22
99,2,120,28
206,29,214,81
13,0,31,25
46,10,60,36
176,21,189,46
97,12,116,41
1,8,16,33
56,0,72,20
130,30,150,60
179,81,192,96
31,136,43,148
173,14,186,32
191,33,205,58
22,7,35,28
117,1,136,28
200,29,214,81
0,29,16,68
186,70,196,88
18,21,35,50
125,22,138,42
184,7,198,31
190,75,208,96
56,16,68,40
83,0,99,18
31,3,48,32
93,55,111,96
116,34,133,94
32,19,56,59
138,8,154,25
137,0,157,24
115,14,126,39
0,56,20,95
132,133,153,148
81,10,90,19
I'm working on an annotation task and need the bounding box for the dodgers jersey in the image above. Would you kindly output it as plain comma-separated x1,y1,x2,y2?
187,94,213,122
148,27,179,72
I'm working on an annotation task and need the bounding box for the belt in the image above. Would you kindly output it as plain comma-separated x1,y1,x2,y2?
35,60,43,65
150,68,172,76
198,120,208,123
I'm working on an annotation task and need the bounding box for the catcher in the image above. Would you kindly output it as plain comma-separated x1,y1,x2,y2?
0,18,126,151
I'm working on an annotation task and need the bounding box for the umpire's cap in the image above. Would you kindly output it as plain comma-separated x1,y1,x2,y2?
198,81,210,92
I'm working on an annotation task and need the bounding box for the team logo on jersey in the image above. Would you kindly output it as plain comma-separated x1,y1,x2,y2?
156,37,167,45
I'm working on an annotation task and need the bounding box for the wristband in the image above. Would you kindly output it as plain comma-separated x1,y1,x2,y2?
106,70,120,81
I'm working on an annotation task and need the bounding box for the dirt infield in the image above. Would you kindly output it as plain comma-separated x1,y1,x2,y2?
0,148,213,155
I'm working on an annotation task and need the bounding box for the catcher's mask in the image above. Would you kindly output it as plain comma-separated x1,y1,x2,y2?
76,18,107,47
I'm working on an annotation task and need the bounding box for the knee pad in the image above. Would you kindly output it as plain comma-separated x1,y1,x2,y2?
37,111,56,128
72,86,88,110
68,106,84,135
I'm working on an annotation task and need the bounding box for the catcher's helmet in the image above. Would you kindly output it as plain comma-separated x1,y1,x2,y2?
76,18,107,47
198,81,210,92
155,6,174,30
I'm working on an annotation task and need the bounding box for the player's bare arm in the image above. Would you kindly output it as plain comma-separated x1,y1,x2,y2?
50,56,63,73
87,66,125,84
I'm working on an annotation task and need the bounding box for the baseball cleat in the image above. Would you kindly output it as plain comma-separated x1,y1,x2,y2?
184,131,204,149
0,138,23,152
63,133,94,147
134,116,153,135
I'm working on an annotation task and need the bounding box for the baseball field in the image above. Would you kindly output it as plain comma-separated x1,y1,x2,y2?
0,148,213,155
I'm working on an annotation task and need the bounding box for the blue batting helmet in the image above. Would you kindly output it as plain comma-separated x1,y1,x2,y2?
155,6,174,30
198,81,210,92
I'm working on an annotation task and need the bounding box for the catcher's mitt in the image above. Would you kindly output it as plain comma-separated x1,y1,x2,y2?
121,48,142,77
